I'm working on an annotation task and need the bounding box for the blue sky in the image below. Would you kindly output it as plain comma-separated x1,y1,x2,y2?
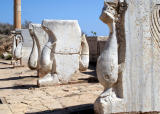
0,0,109,36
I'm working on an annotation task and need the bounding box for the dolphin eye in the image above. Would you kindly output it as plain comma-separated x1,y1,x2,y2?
43,26,49,31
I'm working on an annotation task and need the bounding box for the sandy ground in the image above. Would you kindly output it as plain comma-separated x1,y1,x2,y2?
0,59,103,114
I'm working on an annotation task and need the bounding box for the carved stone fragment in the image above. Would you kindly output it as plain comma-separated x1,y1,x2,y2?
28,30,38,70
38,20,82,86
79,34,89,71
95,0,160,113
11,29,33,66
20,29,33,65
11,30,23,66
28,24,48,72
95,0,124,113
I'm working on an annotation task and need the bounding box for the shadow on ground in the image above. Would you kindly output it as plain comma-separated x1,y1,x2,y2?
78,77,98,83
82,70,96,77
0,61,10,65
81,63,97,77
88,62,97,70
26,104,94,114
0,66,14,69
0,84,38,90
0,75,38,81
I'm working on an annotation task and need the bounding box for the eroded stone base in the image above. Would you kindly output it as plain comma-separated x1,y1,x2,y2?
94,94,125,114
37,73,60,87
38,54,79,86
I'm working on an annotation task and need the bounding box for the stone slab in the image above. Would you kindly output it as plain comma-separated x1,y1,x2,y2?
42,20,81,54
38,20,82,85
123,0,160,112
21,29,33,47
21,29,33,64
54,54,80,82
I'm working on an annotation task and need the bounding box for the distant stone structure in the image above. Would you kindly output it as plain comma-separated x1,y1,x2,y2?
86,36,108,63
95,0,160,114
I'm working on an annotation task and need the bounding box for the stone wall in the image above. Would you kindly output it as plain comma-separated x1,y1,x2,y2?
86,36,108,63
123,0,160,112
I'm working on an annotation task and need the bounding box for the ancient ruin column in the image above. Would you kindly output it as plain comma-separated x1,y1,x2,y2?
14,0,21,29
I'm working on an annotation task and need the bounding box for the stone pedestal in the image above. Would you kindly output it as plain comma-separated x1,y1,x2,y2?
95,0,160,114
38,20,82,86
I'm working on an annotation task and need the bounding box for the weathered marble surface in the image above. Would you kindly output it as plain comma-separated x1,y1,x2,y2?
79,34,89,71
21,29,33,65
28,29,38,70
95,0,160,114
95,0,120,113
11,29,34,66
38,20,82,86
42,20,81,54
28,24,48,71
123,0,160,112
11,30,23,66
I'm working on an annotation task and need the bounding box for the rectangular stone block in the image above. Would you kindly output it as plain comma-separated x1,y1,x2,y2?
123,0,160,112
42,20,81,54
54,54,79,82
21,29,33,47
86,36,108,63
38,20,82,86
20,29,33,65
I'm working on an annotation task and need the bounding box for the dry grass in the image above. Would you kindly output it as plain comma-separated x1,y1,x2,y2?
0,34,13,55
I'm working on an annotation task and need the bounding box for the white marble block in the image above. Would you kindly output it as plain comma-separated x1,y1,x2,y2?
95,0,160,114
42,20,81,53
38,20,82,86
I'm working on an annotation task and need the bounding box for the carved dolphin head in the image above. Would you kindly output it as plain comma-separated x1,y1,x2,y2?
100,0,119,24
